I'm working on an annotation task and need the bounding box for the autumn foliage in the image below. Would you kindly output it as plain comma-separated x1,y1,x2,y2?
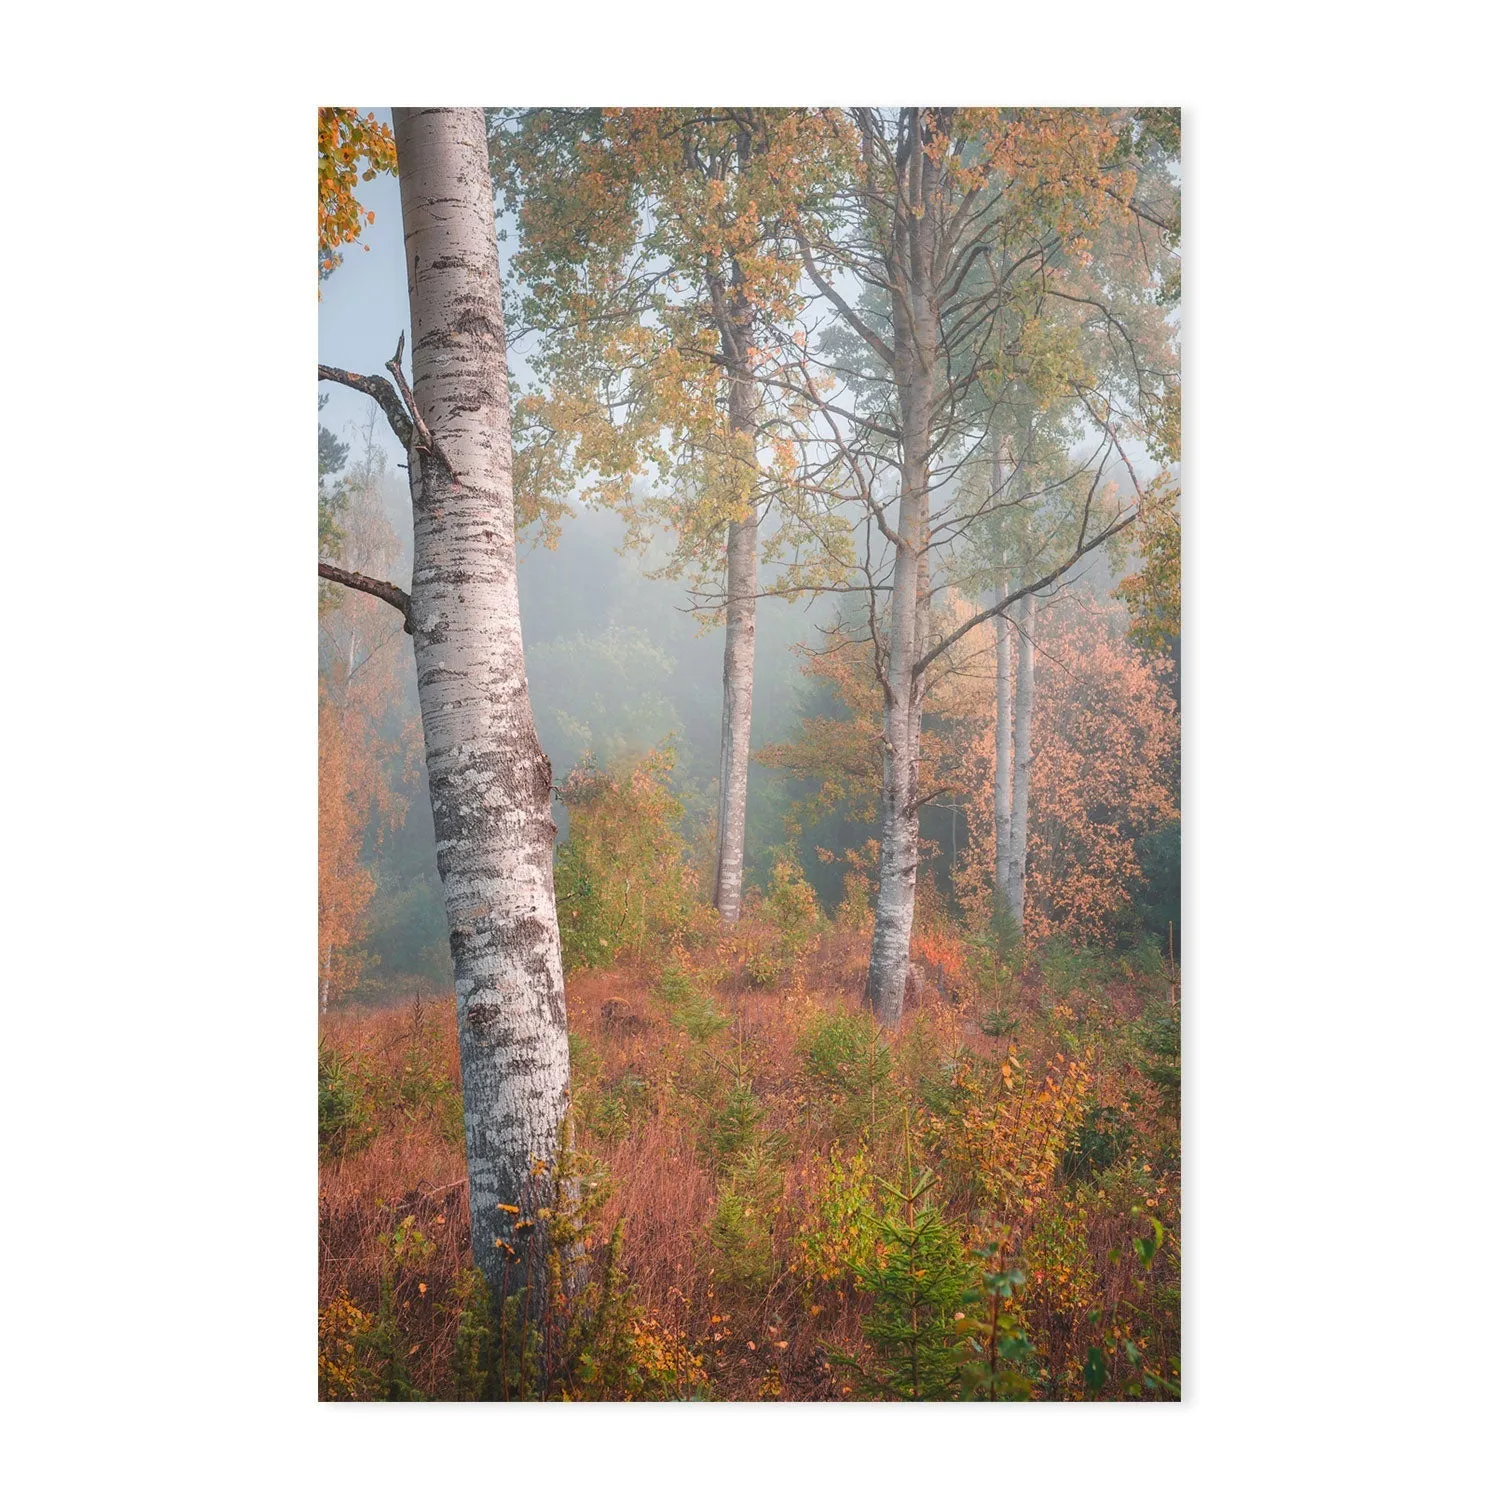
763,594,1179,947
316,105,1181,1402
318,700,377,1004
317,443,416,1005
319,905,1180,1400
317,107,397,282
951,601,1179,943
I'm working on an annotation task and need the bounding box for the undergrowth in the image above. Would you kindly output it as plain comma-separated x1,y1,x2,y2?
319,904,1180,1401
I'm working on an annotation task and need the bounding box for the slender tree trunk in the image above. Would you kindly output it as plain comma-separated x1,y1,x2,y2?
392,107,572,1308
994,580,1013,922
867,521,924,1026
866,119,936,1025
712,362,757,922
991,440,1013,924
1006,591,1037,932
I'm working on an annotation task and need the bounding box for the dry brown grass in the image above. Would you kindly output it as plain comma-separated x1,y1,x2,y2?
319,915,1180,1400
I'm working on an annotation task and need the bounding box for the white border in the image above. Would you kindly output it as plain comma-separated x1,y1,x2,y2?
6,4,1494,1495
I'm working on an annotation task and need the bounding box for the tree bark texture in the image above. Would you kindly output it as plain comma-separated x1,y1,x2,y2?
991,440,1014,924
1006,591,1037,931
711,359,758,923
994,593,1013,925
866,115,938,1025
392,107,572,1307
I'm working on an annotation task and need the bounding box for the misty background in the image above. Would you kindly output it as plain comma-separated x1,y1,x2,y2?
317,112,1161,995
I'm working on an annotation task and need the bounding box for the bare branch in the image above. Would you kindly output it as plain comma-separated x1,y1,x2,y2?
317,363,413,451
795,231,897,369
908,785,955,813
910,508,1136,679
383,333,463,485
318,562,414,634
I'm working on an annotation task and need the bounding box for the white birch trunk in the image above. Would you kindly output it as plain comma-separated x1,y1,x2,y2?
994,584,1013,924
867,574,923,1027
866,125,937,1025
712,367,757,922
1006,591,1037,933
991,440,1014,924
392,108,572,1306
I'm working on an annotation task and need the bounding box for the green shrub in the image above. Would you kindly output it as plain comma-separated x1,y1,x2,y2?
915,1041,984,1120
1135,996,1181,1108
979,1006,1021,1039
554,748,703,971
800,1010,892,1104
579,1068,650,1146
795,1144,878,1295
741,940,784,990
707,1143,783,1295
1063,1102,1133,1181
765,855,822,968
658,961,728,1041
955,1249,1035,1401
446,1267,494,1401
1117,937,1168,984
1085,1214,1181,1400
352,1214,437,1401
702,1084,763,1164
573,1224,708,1399
1023,1204,1097,1318
318,1045,374,1160
735,855,824,989
842,1136,973,1400
966,903,1023,1002
1038,935,1111,999
389,1009,463,1144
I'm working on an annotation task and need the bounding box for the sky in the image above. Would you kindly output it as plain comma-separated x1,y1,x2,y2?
317,111,410,470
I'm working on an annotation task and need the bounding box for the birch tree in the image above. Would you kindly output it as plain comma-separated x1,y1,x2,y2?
991,446,1015,923
773,107,1175,1023
1007,590,1037,927
974,406,1105,934
493,108,838,922
318,107,572,1308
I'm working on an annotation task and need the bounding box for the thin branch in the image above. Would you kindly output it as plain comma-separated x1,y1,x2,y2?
1103,183,1177,236
317,364,413,451
908,785,955,812
795,231,897,369
318,563,414,634
383,333,462,485
910,508,1136,679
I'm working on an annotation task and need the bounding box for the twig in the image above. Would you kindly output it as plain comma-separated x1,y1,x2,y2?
317,562,414,633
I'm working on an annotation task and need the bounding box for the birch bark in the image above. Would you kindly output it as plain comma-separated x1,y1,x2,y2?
392,107,572,1305
991,441,1014,925
994,586,1013,924
1006,591,1037,931
711,361,758,922
865,120,938,1025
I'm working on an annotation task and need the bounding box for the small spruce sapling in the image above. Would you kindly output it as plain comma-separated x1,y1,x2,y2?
841,1113,972,1400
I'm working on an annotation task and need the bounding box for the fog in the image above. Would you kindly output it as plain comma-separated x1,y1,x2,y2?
318,111,1171,995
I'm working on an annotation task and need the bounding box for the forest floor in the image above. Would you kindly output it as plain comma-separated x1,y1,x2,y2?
318,915,1181,1401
